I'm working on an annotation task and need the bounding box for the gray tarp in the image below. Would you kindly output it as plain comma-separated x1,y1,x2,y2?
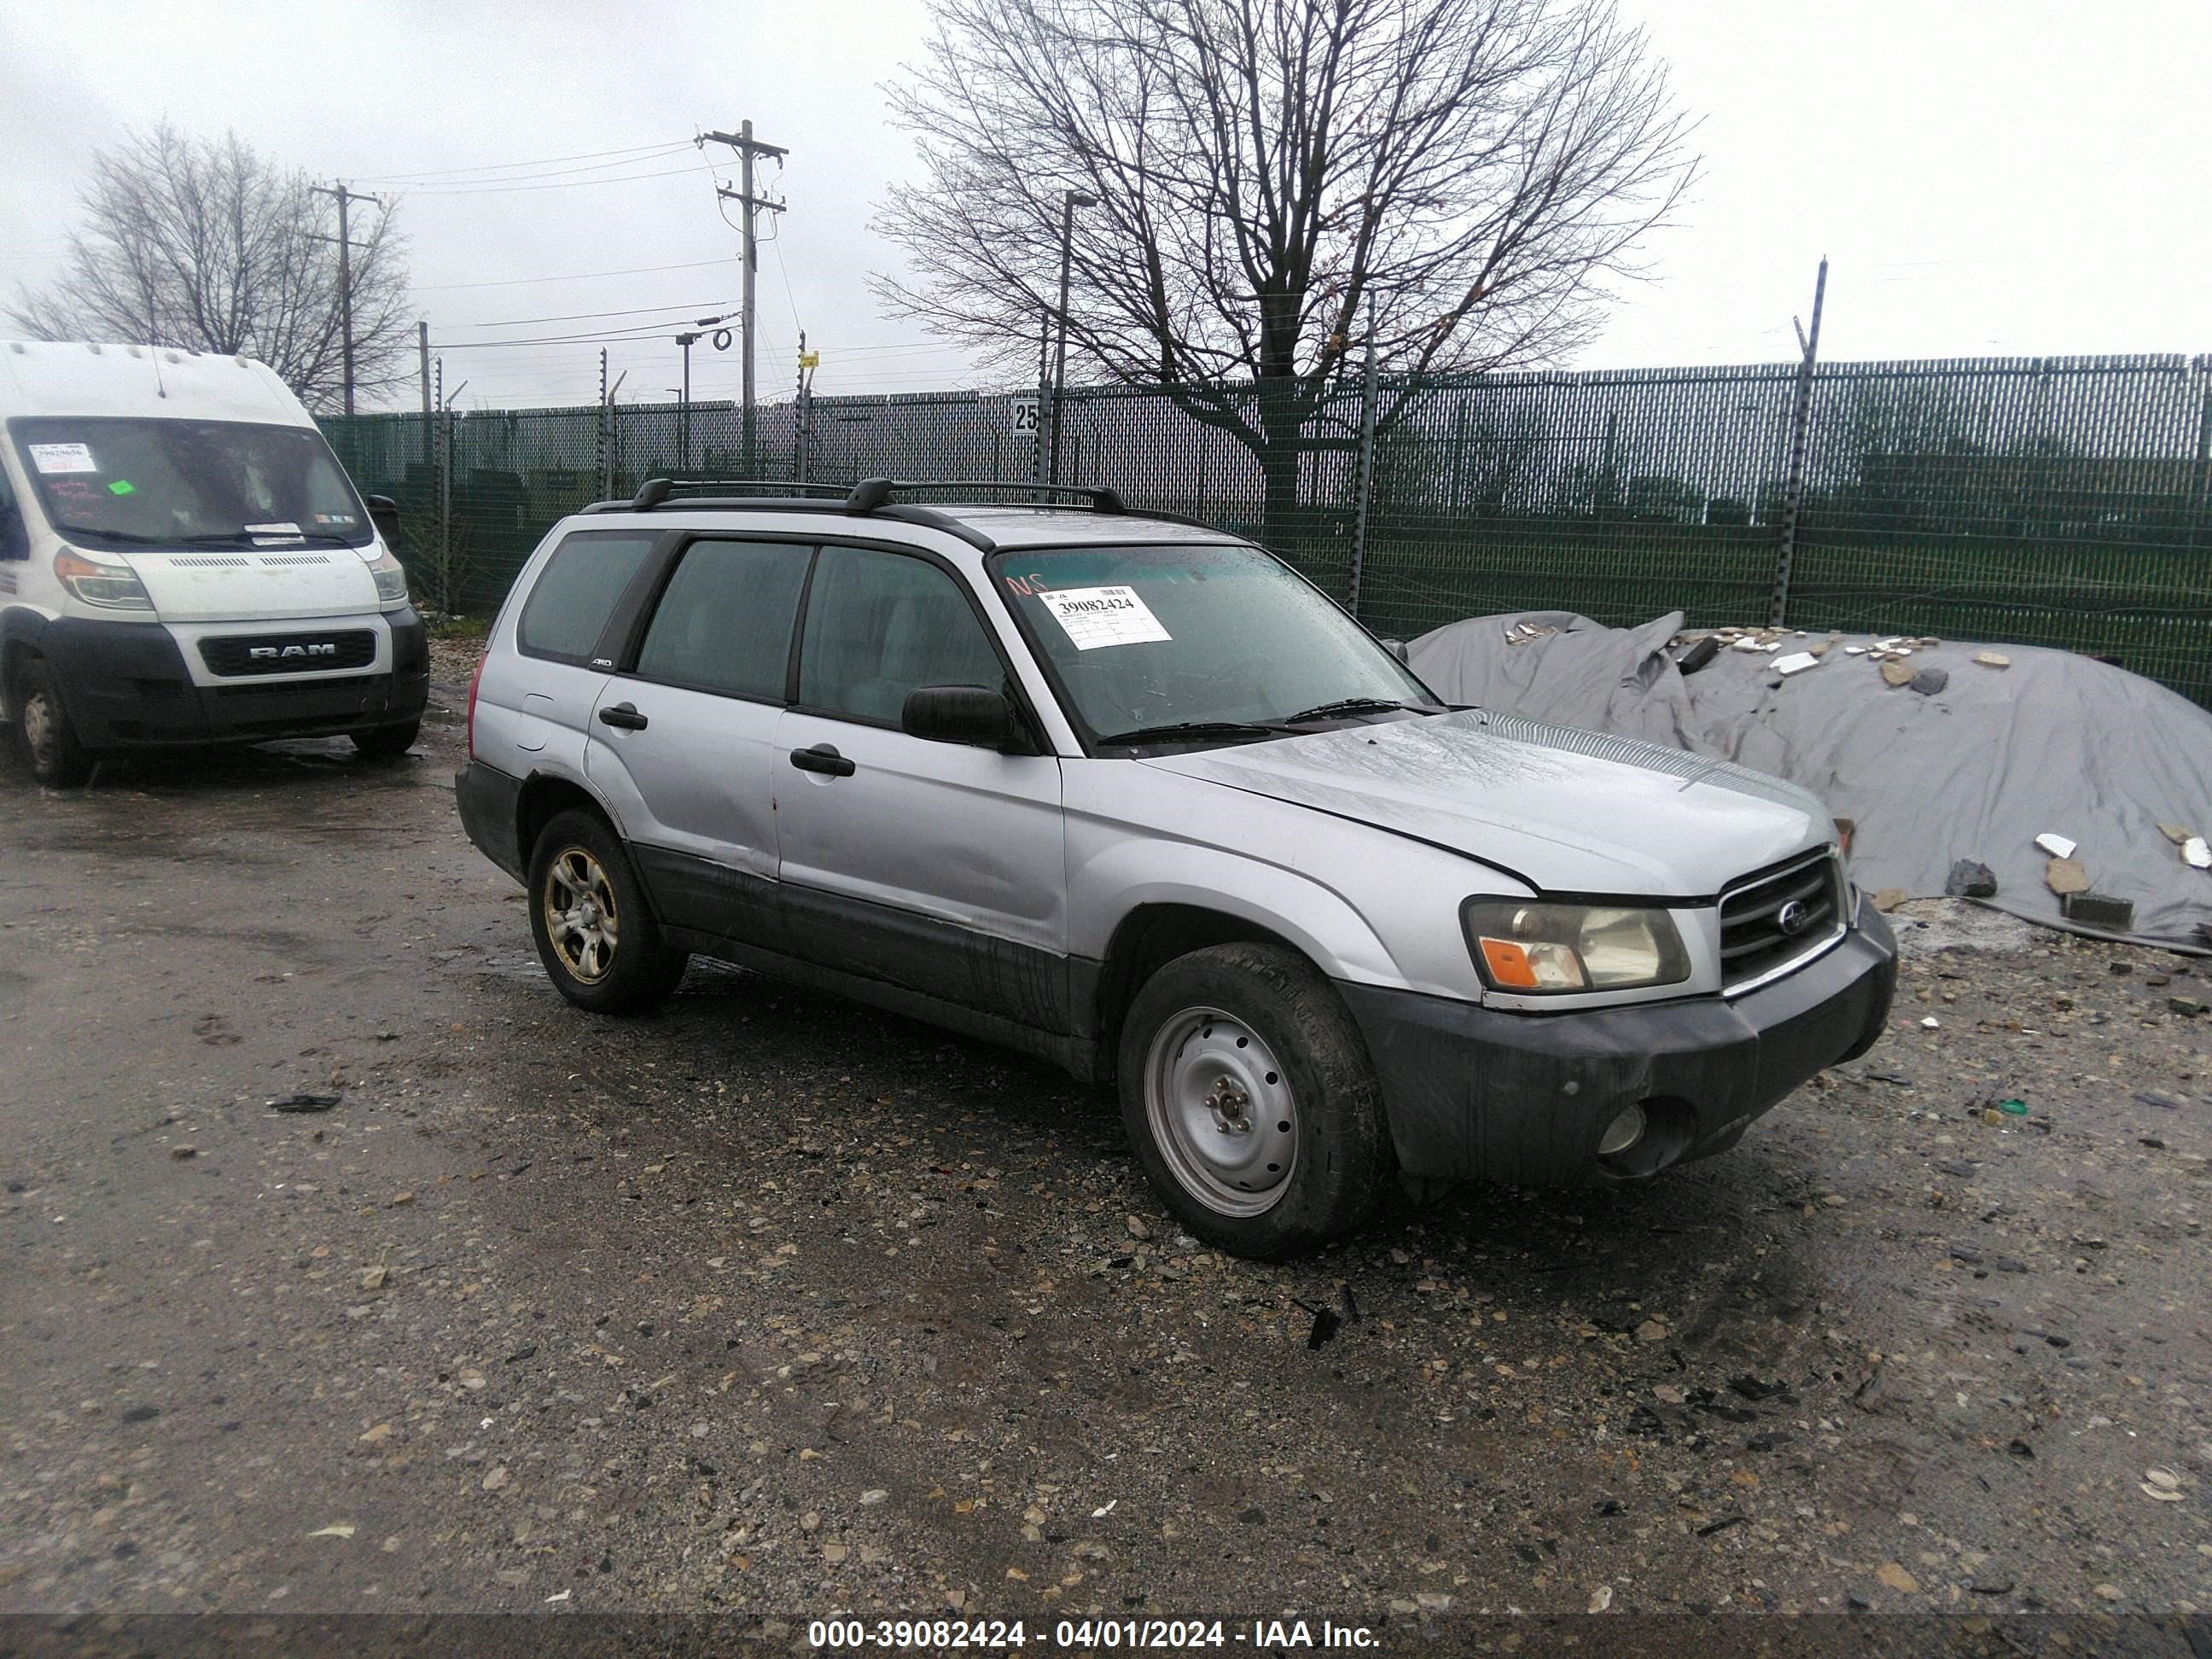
1406,609,2212,952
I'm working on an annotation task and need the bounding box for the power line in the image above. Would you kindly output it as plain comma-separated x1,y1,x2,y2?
352,139,691,183
353,148,696,191
454,299,736,329
437,313,743,351
398,165,704,197
413,258,736,293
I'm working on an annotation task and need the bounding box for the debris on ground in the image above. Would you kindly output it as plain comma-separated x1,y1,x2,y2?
1944,860,1998,899
266,1092,342,1114
2046,859,2089,896
2061,892,2136,930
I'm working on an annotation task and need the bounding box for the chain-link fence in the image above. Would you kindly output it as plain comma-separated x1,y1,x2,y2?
322,351,2212,702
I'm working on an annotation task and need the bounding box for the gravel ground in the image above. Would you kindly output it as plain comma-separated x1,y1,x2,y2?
1,665,2207,1641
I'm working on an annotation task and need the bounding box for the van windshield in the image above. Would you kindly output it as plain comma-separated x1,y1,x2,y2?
8,416,370,551
991,541,1438,747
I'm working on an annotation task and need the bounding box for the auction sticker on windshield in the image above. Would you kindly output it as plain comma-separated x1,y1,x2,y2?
1036,585,1172,650
28,442,97,474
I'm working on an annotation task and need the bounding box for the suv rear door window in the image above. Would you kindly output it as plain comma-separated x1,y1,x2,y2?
516,531,657,663
633,538,809,702
797,544,1004,725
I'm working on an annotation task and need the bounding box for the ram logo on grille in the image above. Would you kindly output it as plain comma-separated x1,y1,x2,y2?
201,630,377,677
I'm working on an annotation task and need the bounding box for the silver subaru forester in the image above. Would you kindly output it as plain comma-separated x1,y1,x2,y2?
456,479,1896,1258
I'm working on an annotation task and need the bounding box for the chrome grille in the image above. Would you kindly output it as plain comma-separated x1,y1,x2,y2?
1719,851,1845,993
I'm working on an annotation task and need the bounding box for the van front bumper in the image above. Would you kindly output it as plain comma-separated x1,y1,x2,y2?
34,611,428,747
1336,899,1897,1186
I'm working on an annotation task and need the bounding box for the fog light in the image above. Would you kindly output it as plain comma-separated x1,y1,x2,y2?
1598,1103,1647,1157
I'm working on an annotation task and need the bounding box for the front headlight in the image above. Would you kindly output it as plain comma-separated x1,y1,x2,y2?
1463,899,1691,994
54,548,153,610
365,547,410,605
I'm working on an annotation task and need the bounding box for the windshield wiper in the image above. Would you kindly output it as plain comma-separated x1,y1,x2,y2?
180,531,358,548
1094,719,1293,747
1278,696,1420,724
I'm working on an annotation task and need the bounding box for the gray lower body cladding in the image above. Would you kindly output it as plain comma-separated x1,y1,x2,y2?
1337,899,1897,1185
454,758,527,882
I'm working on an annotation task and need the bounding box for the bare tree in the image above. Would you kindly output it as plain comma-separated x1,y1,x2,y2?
8,125,411,411
875,0,1697,540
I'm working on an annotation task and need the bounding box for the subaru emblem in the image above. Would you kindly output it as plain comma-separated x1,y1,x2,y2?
1776,899,1811,936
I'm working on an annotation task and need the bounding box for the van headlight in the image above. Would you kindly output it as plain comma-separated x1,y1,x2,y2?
54,548,153,610
1463,899,1691,994
365,547,410,606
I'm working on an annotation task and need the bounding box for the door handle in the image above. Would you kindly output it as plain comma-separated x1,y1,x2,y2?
597,703,649,731
788,742,855,777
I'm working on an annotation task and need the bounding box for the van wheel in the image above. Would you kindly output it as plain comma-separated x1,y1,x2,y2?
526,808,688,1014
352,719,420,759
1118,942,1391,1260
14,659,95,788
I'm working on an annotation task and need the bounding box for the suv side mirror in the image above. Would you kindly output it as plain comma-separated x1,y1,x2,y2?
364,493,404,550
1382,638,1410,664
903,684,1021,749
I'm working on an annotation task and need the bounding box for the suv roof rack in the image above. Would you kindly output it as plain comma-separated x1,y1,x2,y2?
841,479,1129,515
579,475,1217,549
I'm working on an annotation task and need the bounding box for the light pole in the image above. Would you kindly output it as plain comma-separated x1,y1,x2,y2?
673,335,699,472
672,312,736,475
1036,188,1096,486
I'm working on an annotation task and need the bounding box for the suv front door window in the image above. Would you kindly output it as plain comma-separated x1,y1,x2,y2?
777,544,1068,1027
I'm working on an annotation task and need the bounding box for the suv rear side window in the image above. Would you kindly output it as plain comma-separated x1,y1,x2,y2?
633,538,809,702
797,545,1004,725
517,531,657,663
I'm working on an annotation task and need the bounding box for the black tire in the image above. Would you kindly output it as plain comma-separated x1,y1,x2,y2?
1117,941,1392,1259
525,807,688,1014
352,719,421,759
14,658,95,787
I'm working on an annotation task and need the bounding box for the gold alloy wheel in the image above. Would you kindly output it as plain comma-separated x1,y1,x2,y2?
542,845,620,983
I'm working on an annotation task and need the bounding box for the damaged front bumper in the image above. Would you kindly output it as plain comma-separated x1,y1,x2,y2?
1337,896,1898,1185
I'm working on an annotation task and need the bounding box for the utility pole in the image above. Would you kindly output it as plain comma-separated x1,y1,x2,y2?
1042,189,1097,486
700,124,787,475
1350,294,1380,620
416,321,432,465
1770,256,1830,627
310,183,380,415
675,331,698,472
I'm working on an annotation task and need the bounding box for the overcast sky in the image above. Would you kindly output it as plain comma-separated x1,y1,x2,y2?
2,0,2203,414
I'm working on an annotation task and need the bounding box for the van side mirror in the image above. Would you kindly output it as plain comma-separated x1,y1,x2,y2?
1382,638,1410,664
0,480,25,561
903,684,1022,749
364,493,404,550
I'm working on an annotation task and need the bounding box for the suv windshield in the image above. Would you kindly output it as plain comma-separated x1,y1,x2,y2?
992,541,1435,745
9,416,370,551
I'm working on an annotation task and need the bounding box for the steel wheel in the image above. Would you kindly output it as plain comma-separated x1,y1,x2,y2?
1143,1004,1300,1218
542,845,620,984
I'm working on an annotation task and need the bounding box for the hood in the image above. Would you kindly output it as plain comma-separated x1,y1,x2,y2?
118,547,381,623
1139,709,1830,896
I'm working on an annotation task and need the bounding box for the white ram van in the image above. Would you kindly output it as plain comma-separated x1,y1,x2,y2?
0,339,428,784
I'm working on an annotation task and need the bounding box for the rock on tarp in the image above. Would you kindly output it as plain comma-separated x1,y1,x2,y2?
1406,609,2212,952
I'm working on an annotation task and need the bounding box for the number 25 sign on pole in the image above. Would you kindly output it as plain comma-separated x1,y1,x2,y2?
1011,397,1040,439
